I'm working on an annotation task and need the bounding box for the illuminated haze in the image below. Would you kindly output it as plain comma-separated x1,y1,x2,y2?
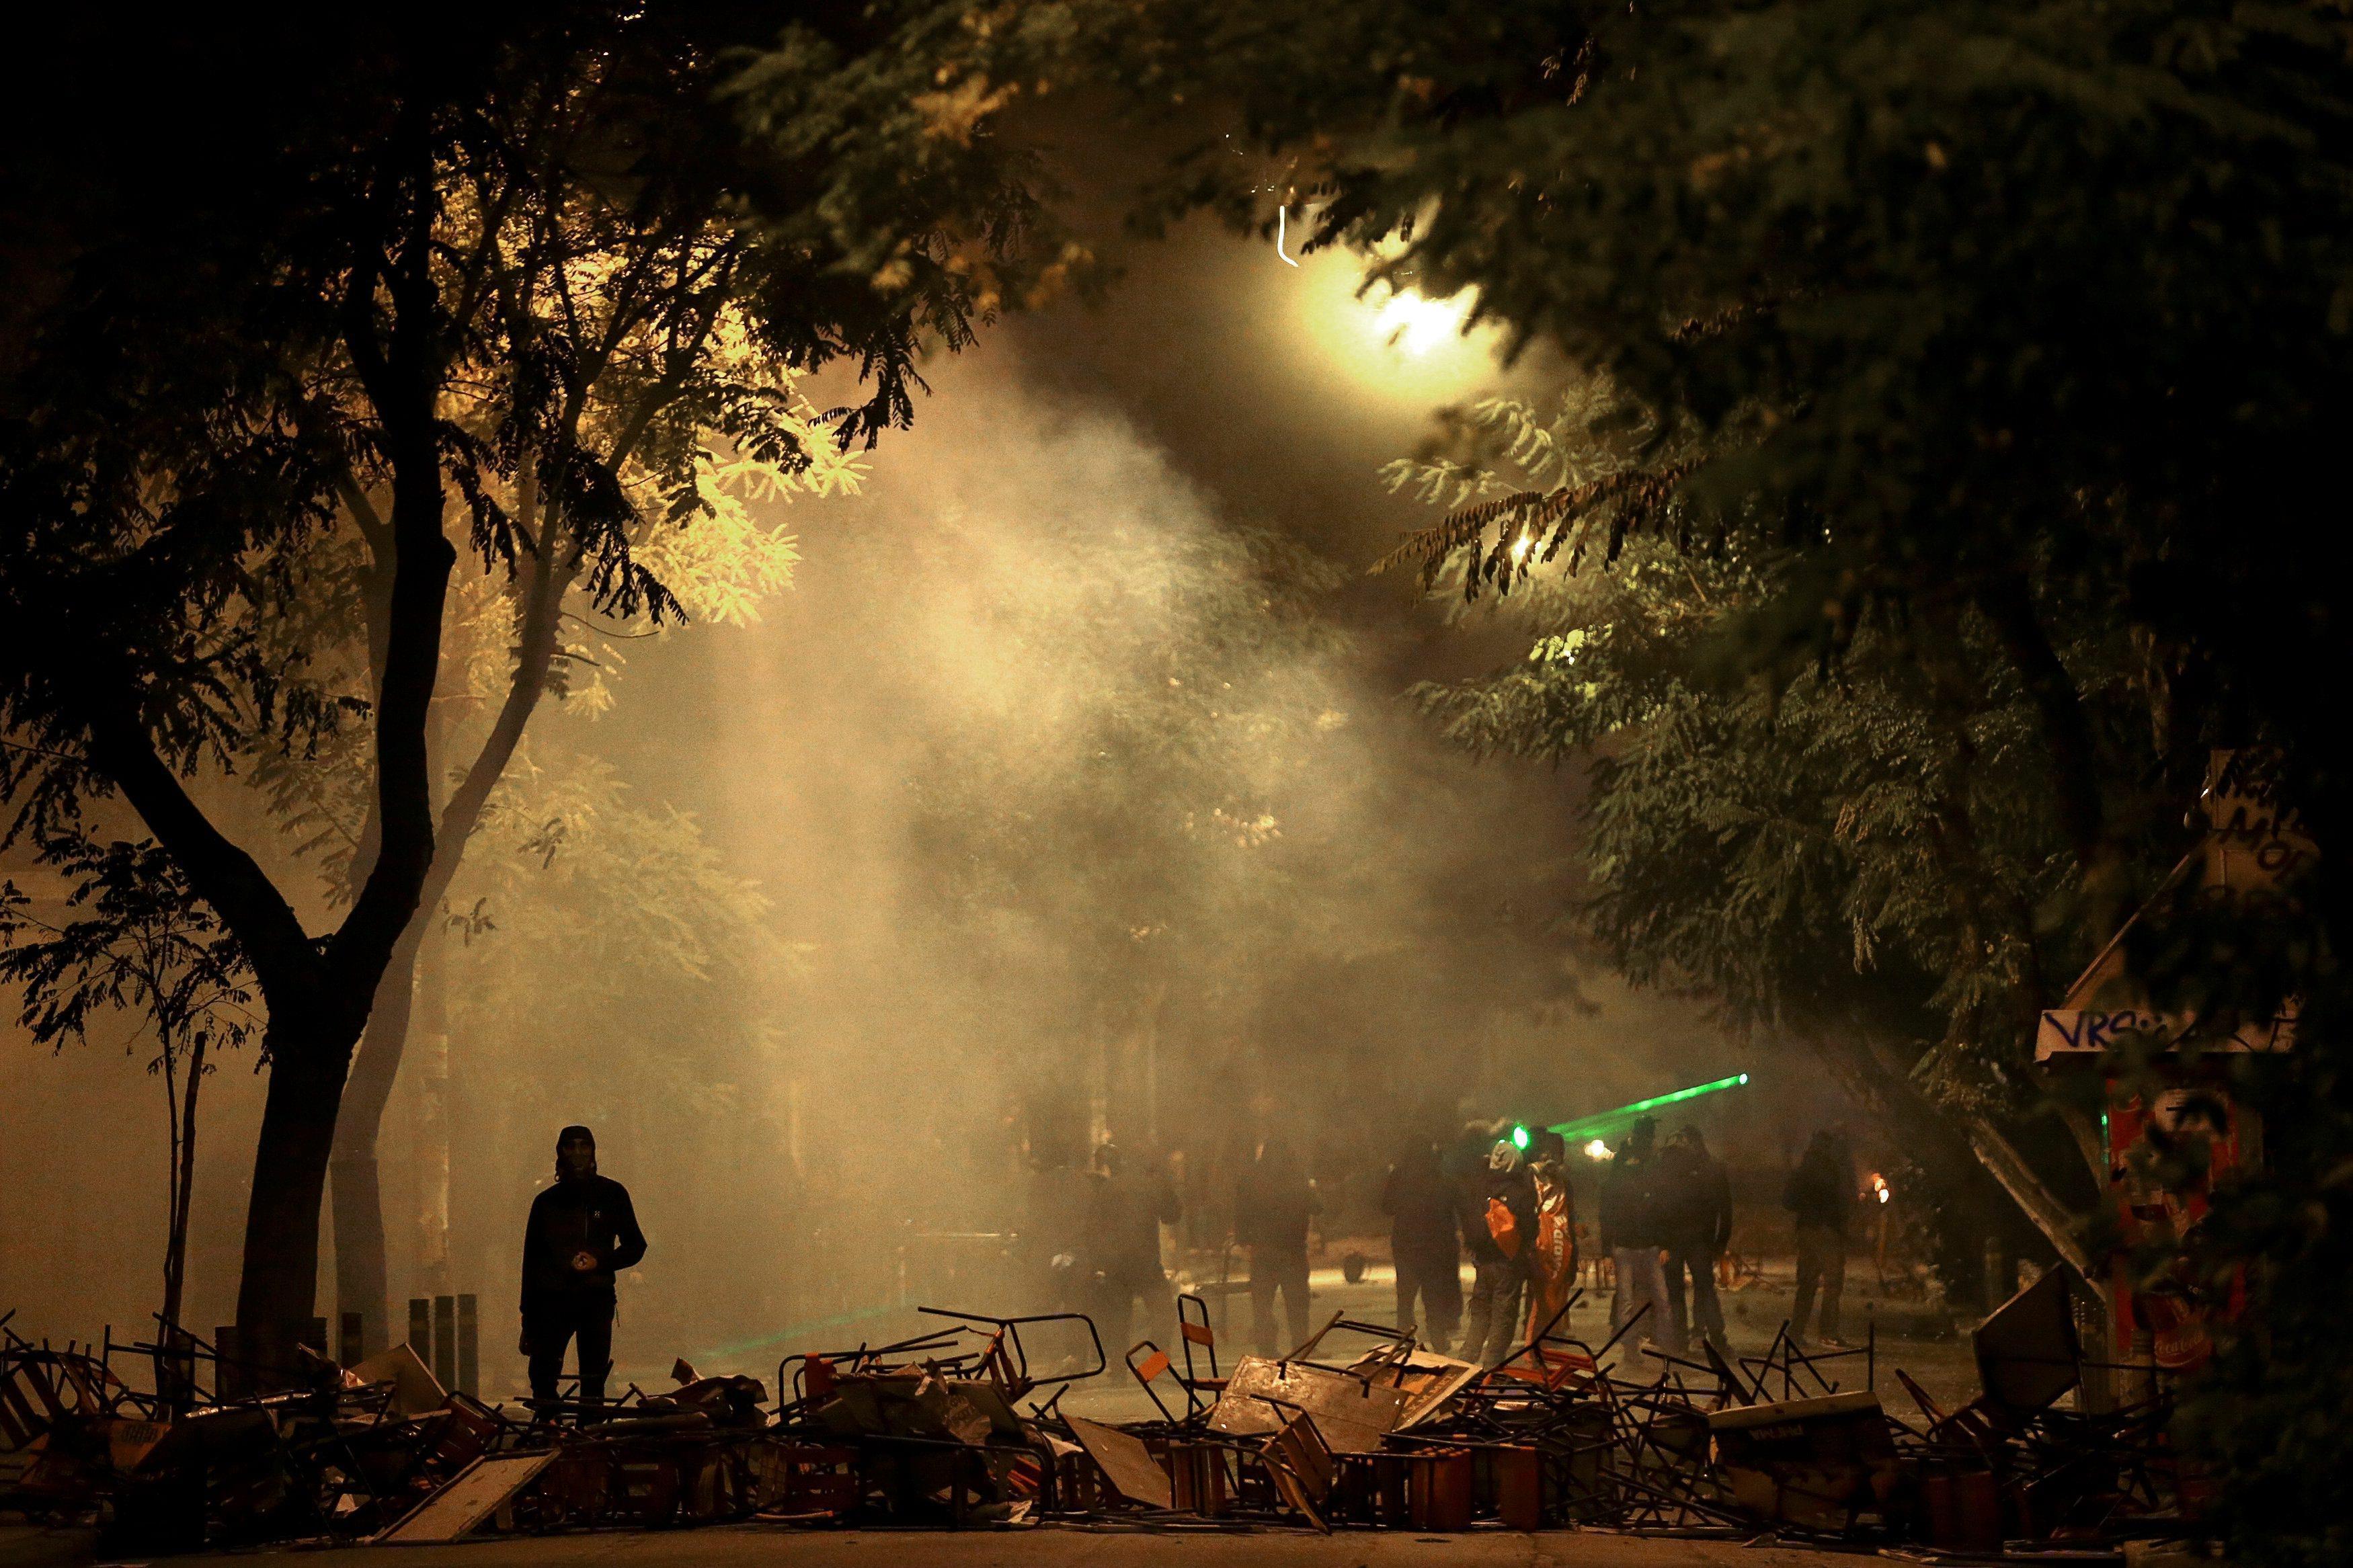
0,226,1788,1384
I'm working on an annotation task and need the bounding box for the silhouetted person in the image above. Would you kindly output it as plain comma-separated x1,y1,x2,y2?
1085,1140,1182,1351
1784,1128,1855,1344
1659,1125,1733,1353
1380,1132,1462,1348
1235,1102,1317,1355
1601,1116,1679,1355
521,1125,645,1413
1459,1137,1538,1368
1024,1137,1092,1315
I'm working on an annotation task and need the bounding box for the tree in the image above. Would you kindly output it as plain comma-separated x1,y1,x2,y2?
1385,387,2121,1298
255,349,842,1356
1068,1,2352,1554
1076,0,2346,862
0,837,258,1333
0,8,1047,1372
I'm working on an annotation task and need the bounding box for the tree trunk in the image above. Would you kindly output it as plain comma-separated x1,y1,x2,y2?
161,1034,206,1333
234,1015,360,1383
413,919,452,1296
324,538,564,1352
1956,1110,2098,1280
329,916,427,1358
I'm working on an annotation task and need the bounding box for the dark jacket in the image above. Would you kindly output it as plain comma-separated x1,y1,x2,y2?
1597,1147,1661,1252
1235,1137,1316,1253
521,1175,646,1313
1657,1146,1734,1253
1381,1144,1460,1268
1782,1141,1855,1236
1458,1163,1538,1265
1086,1165,1183,1280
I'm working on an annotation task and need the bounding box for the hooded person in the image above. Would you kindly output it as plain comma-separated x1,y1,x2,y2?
1380,1128,1462,1350
1658,1125,1733,1353
1458,1134,1538,1368
1601,1116,1680,1356
1784,1128,1856,1344
520,1125,647,1412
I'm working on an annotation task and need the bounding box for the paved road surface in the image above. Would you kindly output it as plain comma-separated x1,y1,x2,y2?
1,1523,1861,1568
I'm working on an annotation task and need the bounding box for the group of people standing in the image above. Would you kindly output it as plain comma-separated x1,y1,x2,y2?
1380,1122,1593,1367
514,1114,1860,1409
1381,1114,1734,1368
1068,1102,1325,1359
1595,1117,1734,1358
1066,1107,1861,1378
1381,1113,1850,1368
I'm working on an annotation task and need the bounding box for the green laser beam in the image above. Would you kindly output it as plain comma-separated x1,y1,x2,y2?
1546,1072,1751,1142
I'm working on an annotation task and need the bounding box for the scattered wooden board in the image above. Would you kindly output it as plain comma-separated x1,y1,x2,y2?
1208,1356,1411,1453
373,1452,554,1544
348,1342,446,1419
1065,1414,1172,1509
1348,1347,1482,1430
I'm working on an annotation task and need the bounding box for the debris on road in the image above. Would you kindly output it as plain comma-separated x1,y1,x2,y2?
0,1270,2211,1558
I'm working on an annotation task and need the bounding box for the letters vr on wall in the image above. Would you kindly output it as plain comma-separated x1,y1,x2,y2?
2036,748,2310,1062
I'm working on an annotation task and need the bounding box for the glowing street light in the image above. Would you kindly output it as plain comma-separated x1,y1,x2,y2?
1370,288,1473,356
1265,224,1505,407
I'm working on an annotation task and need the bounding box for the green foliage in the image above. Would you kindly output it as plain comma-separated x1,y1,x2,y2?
0,2,1053,895
1130,0,2353,1550
0,5,1072,1333
454,753,772,1017
0,835,256,1061
1397,395,2079,1070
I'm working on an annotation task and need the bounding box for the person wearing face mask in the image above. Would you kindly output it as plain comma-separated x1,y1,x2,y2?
520,1125,647,1413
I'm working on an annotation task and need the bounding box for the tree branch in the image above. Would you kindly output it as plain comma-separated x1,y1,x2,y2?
330,130,459,995
80,703,317,1002
424,538,572,910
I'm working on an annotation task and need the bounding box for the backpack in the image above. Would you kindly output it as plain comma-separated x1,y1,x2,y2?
1485,1196,1523,1258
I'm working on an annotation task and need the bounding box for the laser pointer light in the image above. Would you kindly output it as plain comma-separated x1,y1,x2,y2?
1546,1072,1753,1143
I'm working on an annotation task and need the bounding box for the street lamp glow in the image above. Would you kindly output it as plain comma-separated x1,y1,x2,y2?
1371,288,1472,356
1267,243,1507,407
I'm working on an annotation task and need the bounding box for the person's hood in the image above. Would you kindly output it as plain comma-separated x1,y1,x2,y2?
556,1124,598,1182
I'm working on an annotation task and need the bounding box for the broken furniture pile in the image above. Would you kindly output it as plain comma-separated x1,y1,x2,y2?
758,1277,2194,1553
762,1275,2192,1553
0,1268,2199,1555
0,1312,512,1551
